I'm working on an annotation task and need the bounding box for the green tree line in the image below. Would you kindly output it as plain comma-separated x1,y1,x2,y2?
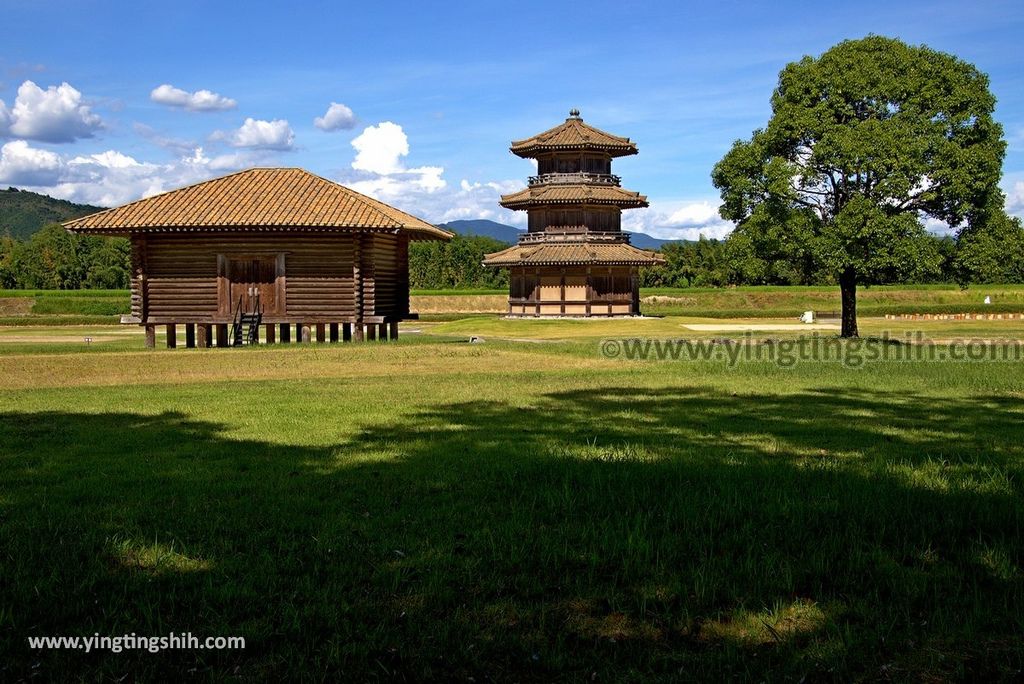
0,224,130,290
640,223,1024,288
2,222,1021,292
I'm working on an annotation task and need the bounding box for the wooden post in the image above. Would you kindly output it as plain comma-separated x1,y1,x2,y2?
145,325,155,349
367,325,377,341
343,323,352,342
585,267,593,317
329,323,339,343
166,324,177,349
185,324,196,349
316,323,326,343
197,324,209,348
216,324,228,348
301,325,311,343
265,324,276,344
389,321,399,340
560,269,566,315
378,323,387,341
279,323,291,343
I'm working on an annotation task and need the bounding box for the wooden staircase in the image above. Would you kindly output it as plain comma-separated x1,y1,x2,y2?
231,294,263,346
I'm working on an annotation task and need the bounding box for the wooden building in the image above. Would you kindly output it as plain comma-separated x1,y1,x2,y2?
483,110,664,316
64,168,451,347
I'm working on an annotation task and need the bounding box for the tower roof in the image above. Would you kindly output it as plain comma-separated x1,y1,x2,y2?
483,241,664,267
63,167,451,240
499,183,648,210
509,110,638,158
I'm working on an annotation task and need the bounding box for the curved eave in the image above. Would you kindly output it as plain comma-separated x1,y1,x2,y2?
500,197,649,210
64,223,453,241
509,144,638,159
483,243,665,268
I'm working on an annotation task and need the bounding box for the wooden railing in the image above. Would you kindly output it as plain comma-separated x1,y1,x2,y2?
527,172,621,186
518,230,631,244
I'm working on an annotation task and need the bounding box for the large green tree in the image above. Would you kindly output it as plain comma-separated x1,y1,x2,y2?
712,36,1006,336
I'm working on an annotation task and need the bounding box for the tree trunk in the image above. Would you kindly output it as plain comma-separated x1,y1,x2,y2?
839,268,858,338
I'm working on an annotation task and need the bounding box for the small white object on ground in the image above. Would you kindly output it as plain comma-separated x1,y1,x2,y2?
800,310,815,323
984,296,992,305
469,336,485,343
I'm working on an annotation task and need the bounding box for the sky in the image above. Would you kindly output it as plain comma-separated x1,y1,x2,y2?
1,0,1022,239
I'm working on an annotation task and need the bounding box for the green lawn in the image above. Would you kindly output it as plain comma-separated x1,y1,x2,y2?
6,284,1024,323
0,323,1022,680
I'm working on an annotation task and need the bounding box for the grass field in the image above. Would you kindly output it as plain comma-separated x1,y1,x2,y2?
1,317,1022,681
6,284,1024,323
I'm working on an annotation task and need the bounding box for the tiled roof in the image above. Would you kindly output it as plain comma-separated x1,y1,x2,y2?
63,167,452,239
509,111,638,158
500,183,648,210
483,241,665,267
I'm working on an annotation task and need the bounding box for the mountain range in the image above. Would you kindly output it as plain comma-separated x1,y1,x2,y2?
438,219,684,249
0,187,103,240
0,188,683,250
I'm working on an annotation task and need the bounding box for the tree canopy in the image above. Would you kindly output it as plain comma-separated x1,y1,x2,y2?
712,36,1007,336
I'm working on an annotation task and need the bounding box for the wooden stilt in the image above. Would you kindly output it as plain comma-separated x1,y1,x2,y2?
389,321,399,340
280,323,290,343
377,323,387,341
354,323,365,342
265,324,276,344
316,323,326,343
343,323,352,342
216,324,228,348
329,323,339,343
185,324,196,348
145,325,156,349
166,324,177,348
197,324,209,348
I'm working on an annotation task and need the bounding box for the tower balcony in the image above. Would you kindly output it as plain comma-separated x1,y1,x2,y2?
518,229,630,245
527,172,621,187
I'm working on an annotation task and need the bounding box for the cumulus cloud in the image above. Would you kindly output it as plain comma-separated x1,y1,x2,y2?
4,81,102,143
622,199,735,241
0,140,271,207
314,102,356,131
351,121,408,174
1005,180,1024,218
0,140,63,186
150,84,237,112
218,118,295,150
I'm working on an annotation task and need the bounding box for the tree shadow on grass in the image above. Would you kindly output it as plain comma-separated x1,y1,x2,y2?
0,386,1022,681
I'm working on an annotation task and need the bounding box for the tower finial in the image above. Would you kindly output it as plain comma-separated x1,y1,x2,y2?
569,108,581,119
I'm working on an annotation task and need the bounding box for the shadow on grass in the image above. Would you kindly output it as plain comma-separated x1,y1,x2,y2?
1,387,1022,681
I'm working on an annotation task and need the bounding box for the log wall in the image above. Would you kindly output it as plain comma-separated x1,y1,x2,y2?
133,231,410,324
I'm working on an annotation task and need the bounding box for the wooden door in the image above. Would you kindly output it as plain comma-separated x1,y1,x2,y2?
227,256,278,314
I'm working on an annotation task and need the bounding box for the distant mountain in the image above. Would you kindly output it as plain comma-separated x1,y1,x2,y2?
439,219,521,244
439,219,686,249
0,187,104,240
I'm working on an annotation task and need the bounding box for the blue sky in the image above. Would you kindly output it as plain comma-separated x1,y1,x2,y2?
1,0,1022,238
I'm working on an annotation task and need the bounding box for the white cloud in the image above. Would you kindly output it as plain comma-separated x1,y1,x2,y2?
5,81,102,143
0,140,63,186
1006,180,1024,218
150,84,237,112
314,102,356,131
351,121,408,174
220,118,294,150
0,99,10,131
0,141,272,207
622,199,735,241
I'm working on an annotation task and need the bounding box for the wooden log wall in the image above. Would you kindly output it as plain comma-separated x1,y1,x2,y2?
134,231,411,324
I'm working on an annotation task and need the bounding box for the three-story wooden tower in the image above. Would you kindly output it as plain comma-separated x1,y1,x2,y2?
483,110,663,316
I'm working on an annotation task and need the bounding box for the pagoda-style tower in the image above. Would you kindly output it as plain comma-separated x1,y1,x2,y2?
483,110,663,316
